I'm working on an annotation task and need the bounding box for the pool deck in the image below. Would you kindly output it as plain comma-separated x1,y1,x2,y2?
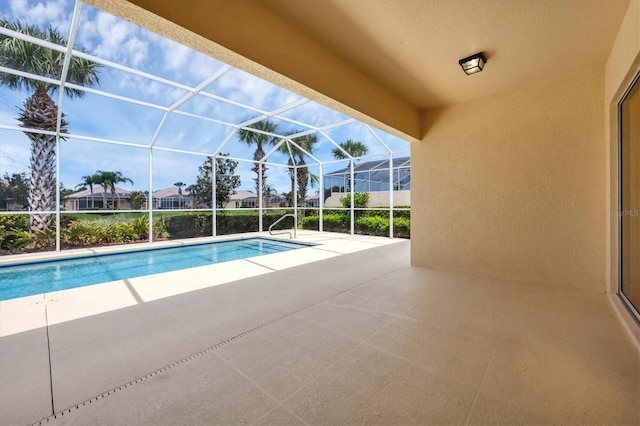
1,231,638,425
0,231,401,335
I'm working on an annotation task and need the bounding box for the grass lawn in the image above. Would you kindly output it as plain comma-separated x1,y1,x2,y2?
61,208,298,223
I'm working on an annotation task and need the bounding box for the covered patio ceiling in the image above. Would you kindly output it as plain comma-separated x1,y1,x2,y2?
103,0,629,141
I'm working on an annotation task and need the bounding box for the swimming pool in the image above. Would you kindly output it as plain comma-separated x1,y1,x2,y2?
0,238,309,301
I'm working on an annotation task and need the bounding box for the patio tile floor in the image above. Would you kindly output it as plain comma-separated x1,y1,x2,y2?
0,232,637,425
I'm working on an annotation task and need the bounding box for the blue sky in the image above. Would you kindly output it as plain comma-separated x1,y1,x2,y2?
0,0,409,195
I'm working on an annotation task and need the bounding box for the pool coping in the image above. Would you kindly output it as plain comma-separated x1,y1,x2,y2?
0,232,313,267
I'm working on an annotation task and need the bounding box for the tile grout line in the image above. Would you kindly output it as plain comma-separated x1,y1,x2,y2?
43,296,55,416
30,309,305,425
30,277,388,425
30,254,410,424
463,299,515,425
242,258,278,271
276,307,411,411
250,404,308,426
213,351,309,426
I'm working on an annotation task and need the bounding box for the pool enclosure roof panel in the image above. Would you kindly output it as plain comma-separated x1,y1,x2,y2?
0,0,410,188
325,157,411,176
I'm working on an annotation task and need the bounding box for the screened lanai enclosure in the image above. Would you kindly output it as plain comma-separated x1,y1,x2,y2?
0,0,410,254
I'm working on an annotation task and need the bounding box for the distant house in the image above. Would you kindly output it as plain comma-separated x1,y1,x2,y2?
153,187,192,209
223,190,286,209
304,195,320,207
64,185,131,210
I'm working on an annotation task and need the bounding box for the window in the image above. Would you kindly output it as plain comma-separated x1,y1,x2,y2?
619,71,640,322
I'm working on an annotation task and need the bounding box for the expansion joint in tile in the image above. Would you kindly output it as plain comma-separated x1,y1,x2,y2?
31,309,304,425
43,302,54,417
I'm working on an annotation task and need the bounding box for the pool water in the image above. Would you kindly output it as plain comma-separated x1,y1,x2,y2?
0,238,308,301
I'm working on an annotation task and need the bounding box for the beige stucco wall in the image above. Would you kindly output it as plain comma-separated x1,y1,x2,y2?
606,0,640,293
604,1,640,341
412,68,606,291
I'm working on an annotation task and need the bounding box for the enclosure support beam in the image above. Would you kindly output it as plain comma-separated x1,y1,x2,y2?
389,153,394,239
258,162,263,232
350,160,355,235
294,165,298,230
212,156,217,237
148,149,154,242
319,163,324,233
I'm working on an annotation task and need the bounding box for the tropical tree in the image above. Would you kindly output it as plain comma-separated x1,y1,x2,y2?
331,139,369,160
237,120,278,206
174,181,185,208
278,132,318,206
174,181,185,195
194,155,241,208
277,137,298,207
94,170,133,209
0,172,29,210
292,134,318,206
76,174,100,209
128,190,146,210
331,140,369,192
0,20,101,233
185,184,199,209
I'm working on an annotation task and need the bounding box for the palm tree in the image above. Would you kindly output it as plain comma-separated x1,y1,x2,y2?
331,139,369,160
237,120,278,208
174,181,185,208
0,20,100,233
292,134,318,206
76,174,100,209
94,171,133,209
185,184,199,209
331,140,369,192
278,132,318,206
278,134,300,207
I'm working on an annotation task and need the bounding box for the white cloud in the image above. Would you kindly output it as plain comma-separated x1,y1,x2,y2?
0,129,31,176
156,36,191,72
212,69,300,113
93,12,132,59
122,36,148,67
148,33,221,83
9,0,66,25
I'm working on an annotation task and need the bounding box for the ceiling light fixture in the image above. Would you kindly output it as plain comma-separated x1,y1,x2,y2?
459,52,487,75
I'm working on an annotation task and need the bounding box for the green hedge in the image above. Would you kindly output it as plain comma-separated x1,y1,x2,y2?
302,213,410,238
1,208,409,254
62,216,166,246
163,212,297,239
322,208,409,220
1,214,168,253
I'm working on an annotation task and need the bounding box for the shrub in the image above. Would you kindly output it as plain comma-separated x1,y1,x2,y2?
0,214,31,251
0,214,29,233
34,229,56,248
302,215,319,230
393,217,410,238
60,215,167,247
340,192,369,209
2,229,32,252
302,213,349,233
303,212,410,239
62,220,99,245
355,216,389,235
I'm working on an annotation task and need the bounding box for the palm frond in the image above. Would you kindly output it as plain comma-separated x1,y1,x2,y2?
0,19,101,98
